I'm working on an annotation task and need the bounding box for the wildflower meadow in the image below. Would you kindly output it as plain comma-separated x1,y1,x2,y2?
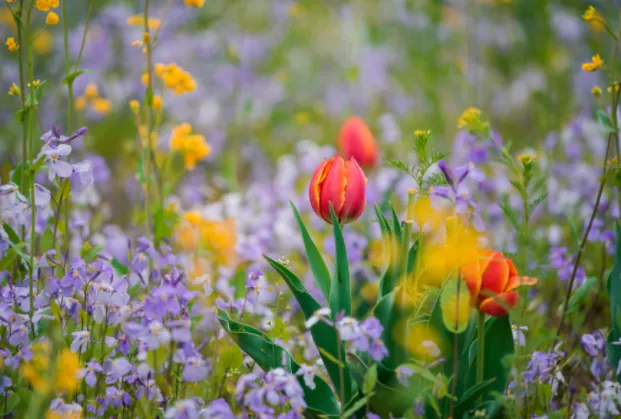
2,0,621,418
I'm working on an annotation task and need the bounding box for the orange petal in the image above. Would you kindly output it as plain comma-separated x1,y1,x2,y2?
338,117,378,168
480,252,510,303
479,291,518,317
309,158,331,221
461,259,482,305
340,158,367,224
506,276,539,292
319,155,346,222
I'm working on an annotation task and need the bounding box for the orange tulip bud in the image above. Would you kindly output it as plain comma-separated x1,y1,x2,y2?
338,117,379,168
309,155,367,224
461,250,534,317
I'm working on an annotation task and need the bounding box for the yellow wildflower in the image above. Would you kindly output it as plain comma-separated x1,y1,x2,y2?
457,106,481,129
8,83,21,96
153,95,163,110
35,0,59,12
592,85,602,97
126,15,161,30
27,80,41,88
360,282,379,303
92,97,112,114
582,54,603,72
517,153,536,165
583,6,604,32
54,349,80,393
175,211,237,265
32,31,53,55
414,129,431,137
155,63,196,95
5,37,18,52
170,123,211,169
129,99,140,113
45,11,59,25
74,96,86,111
184,0,205,7
84,83,98,100
141,72,150,86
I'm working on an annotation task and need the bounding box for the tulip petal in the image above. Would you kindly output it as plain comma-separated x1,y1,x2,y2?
338,117,378,168
309,158,331,221
506,276,538,292
340,158,367,223
461,259,482,305
480,252,510,303
479,291,518,316
319,156,346,222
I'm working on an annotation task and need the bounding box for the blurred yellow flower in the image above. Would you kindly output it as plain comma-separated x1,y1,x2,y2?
129,99,140,113
153,95,163,110
20,341,51,394
360,282,379,303
457,106,481,129
92,97,112,114
74,96,86,111
5,37,18,52
35,0,59,12
126,15,161,30
32,30,53,55
170,123,211,170
517,153,536,165
55,349,81,393
184,0,205,7
175,211,237,265
592,85,602,97
85,83,98,100
155,63,196,95
583,6,604,32
8,83,21,96
45,11,59,25
582,54,603,72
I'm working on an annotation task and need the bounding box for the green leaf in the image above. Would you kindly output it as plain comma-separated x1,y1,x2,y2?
290,202,331,300
40,227,54,253
341,393,373,418
62,69,88,85
566,277,596,314
373,288,411,369
374,204,395,297
264,255,352,402
3,223,31,268
25,80,47,106
440,277,471,334
598,109,615,132
15,107,29,122
363,364,378,395
465,316,514,404
329,204,351,317
218,309,340,415
111,258,128,276
453,378,496,418
607,224,621,379
147,346,167,370
82,245,104,263
154,207,180,245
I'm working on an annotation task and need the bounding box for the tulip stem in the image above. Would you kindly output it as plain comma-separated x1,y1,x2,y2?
476,311,485,396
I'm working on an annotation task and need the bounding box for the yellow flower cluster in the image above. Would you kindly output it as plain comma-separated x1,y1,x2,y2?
592,85,602,97
582,54,603,72
75,83,112,115
175,210,237,266
46,11,59,25
457,106,482,130
184,0,205,7
582,6,598,22
126,15,161,30
8,83,21,96
517,153,537,165
35,0,58,11
5,37,18,52
583,6,604,32
169,123,211,170
20,343,80,395
154,63,196,95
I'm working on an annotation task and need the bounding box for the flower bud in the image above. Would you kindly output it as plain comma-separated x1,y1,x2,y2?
338,117,378,168
309,155,367,224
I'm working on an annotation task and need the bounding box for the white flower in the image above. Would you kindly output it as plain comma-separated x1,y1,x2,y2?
304,307,331,328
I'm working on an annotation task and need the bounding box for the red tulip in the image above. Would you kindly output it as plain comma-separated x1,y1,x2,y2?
461,250,532,317
309,155,367,224
338,117,379,168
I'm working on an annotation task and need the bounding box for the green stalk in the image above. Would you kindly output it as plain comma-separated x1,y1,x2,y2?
143,0,154,235
15,0,27,205
25,0,35,339
61,0,74,131
476,311,485,394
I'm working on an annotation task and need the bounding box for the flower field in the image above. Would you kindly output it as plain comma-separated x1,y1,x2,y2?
1,1,621,418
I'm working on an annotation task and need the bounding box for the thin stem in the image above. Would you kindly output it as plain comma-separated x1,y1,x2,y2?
25,0,35,339
556,85,621,337
72,0,94,72
476,311,485,393
143,0,154,235
61,0,73,131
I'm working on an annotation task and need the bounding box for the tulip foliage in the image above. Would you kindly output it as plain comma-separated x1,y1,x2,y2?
219,201,517,418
